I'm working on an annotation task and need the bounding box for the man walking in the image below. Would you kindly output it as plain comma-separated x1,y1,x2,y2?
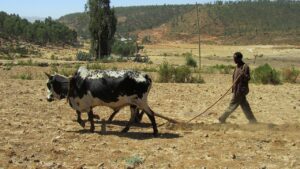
218,52,257,123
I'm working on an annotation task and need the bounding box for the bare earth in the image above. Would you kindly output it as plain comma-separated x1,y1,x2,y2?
0,63,299,168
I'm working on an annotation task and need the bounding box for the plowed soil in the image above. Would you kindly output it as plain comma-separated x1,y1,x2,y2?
0,66,299,168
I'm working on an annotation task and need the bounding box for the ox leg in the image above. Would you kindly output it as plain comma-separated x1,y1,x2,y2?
108,109,120,122
143,107,158,136
76,111,85,128
88,110,95,132
135,110,145,123
121,106,138,133
93,114,100,120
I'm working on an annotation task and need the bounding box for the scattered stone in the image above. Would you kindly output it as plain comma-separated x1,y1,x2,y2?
231,154,237,159
204,134,209,138
23,156,29,161
8,159,13,163
126,165,134,169
76,164,85,169
52,136,60,143
260,166,267,169
292,143,296,146
97,162,104,168
34,159,40,163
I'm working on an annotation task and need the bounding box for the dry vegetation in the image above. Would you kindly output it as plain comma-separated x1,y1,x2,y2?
0,42,300,168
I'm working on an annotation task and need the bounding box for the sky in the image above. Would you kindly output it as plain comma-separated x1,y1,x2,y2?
0,0,214,19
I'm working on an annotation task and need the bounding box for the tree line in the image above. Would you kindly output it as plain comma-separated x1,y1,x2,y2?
0,11,77,45
170,0,300,37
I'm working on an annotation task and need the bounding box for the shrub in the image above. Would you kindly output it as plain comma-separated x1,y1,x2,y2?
76,51,93,61
158,62,204,83
158,61,174,83
184,52,197,68
112,40,136,57
251,64,281,85
191,73,205,83
282,67,300,83
174,65,192,83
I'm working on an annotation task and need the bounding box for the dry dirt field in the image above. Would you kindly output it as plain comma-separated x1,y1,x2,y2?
144,43,300,68
0,44,300,169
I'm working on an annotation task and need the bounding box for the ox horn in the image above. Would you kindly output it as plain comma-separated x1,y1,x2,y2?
44,72,52,78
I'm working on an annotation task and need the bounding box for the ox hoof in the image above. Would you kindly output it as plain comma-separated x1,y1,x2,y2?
78,121,85,128
153,131,159,137
90,127,95,133
121,127,129,133
93,114,100,120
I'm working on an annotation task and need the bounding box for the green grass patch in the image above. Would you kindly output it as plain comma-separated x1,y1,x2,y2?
183,52,197,68
251,64,281,85
158,61,204,83
12,72,33,80
87,63,107,70
203,64,235,74
125,155,144,167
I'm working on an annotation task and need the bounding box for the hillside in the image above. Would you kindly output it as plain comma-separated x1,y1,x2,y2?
166,1,300,45
58,1,300,45
58,5,193,39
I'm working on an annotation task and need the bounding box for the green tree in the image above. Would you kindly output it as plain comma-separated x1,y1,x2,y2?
87,0,117,59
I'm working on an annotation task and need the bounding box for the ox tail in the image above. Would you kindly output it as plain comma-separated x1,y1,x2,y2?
145,74,152,84
144,74,152,92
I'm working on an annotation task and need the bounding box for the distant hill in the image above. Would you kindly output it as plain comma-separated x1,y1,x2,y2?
58,5,193,39
166,1,300,45
59,1,300,45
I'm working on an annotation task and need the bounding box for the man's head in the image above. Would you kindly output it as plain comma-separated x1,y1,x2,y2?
45,73,70,102
233,52,243,64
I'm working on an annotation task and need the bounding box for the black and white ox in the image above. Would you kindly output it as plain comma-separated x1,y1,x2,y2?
45,73,144,123
46,67,158,136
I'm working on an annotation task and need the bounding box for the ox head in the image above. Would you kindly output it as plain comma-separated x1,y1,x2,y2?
45,72,70,102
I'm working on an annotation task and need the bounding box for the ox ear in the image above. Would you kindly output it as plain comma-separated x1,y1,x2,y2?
44,72,52,79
